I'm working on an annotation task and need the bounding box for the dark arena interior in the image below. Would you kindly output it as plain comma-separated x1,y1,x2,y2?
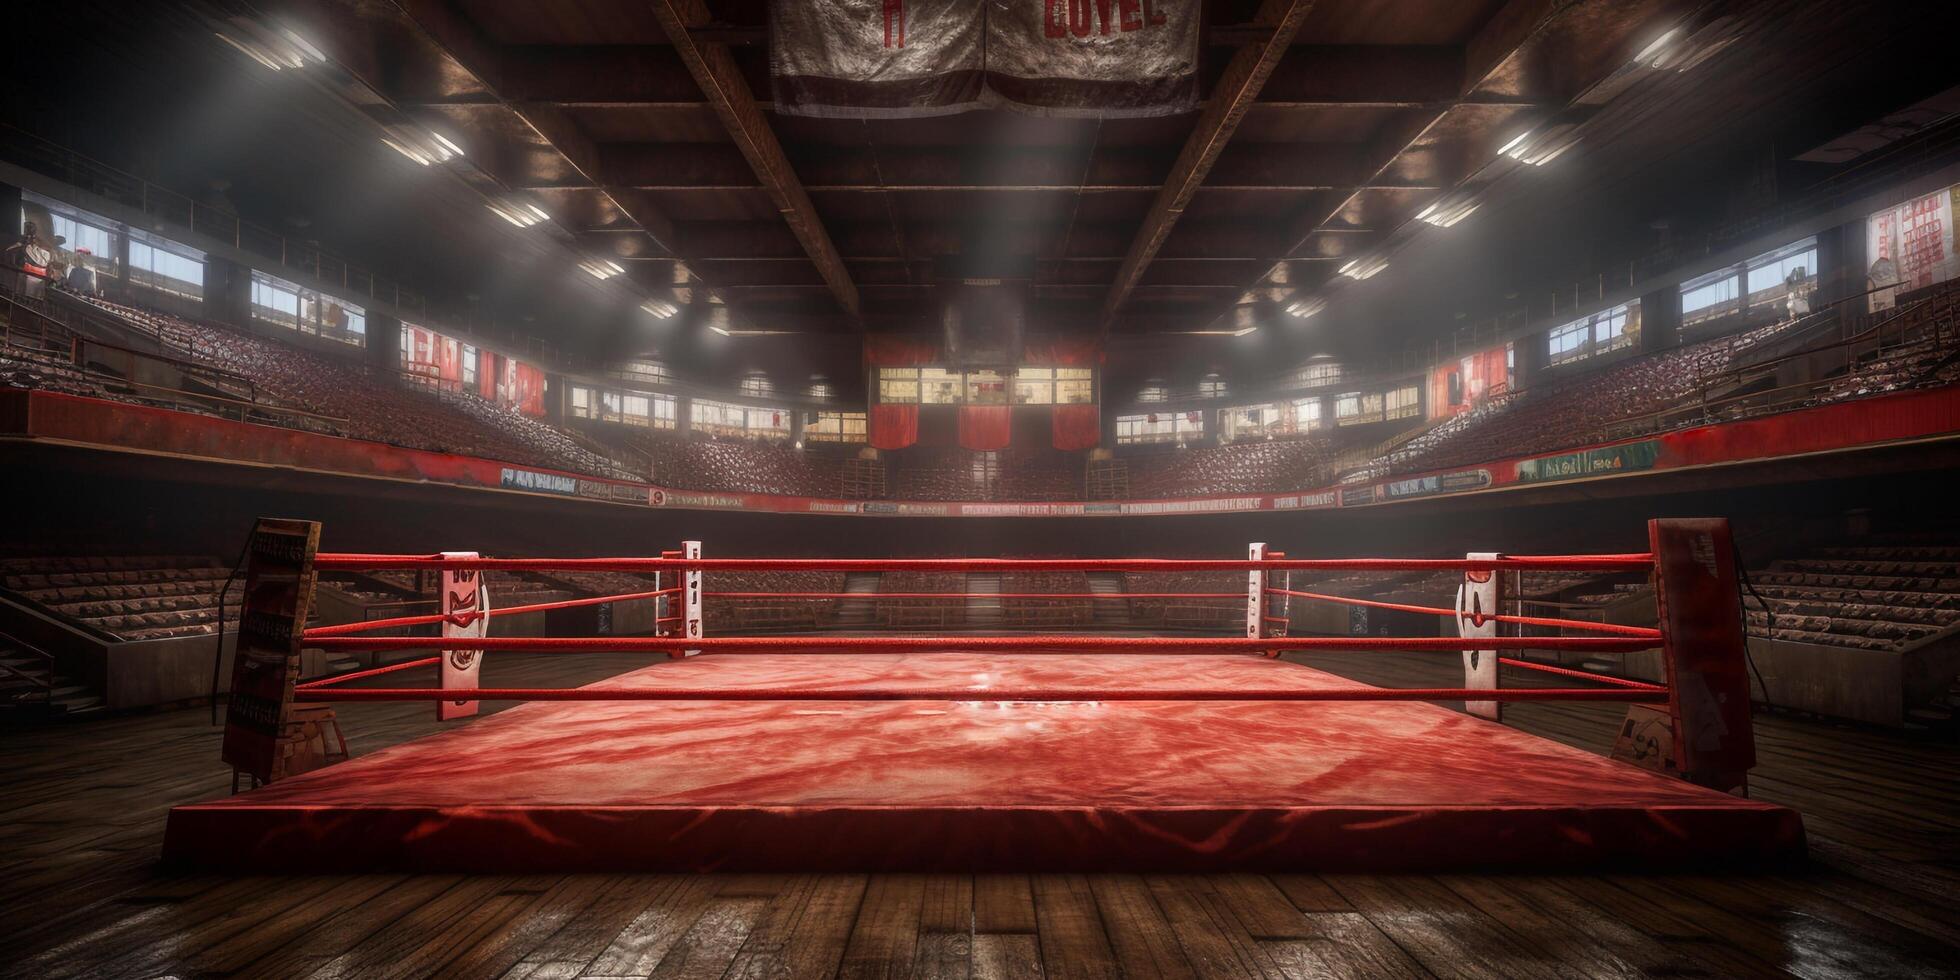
6,0,1960,976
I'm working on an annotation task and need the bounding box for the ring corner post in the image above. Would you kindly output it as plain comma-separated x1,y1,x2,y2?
1247,543,1269,654
219,518,321,788
1457,552,1503,722
682,540,703,657
437,552,488,721
1649,518,1757,794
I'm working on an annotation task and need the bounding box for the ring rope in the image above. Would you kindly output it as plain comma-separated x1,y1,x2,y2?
302,634,1658,654
304,587,684,638
1264,588,1663,637
1496,657,1667,691
295,656,441,690
310,555,1656,574
293,685,1667,704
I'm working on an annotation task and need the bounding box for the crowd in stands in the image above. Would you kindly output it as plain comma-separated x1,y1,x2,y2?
0,556,237,641
1745,544,1960,651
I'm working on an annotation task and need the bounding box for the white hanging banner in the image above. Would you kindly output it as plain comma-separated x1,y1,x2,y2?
439,551,489,721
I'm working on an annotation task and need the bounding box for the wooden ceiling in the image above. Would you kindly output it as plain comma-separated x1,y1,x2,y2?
275,0,1708,338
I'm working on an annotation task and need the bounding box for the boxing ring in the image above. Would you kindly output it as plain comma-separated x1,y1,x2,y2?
162,518,1805,872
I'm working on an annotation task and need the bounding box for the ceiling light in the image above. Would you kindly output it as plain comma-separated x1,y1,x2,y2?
1500,128,1578,167
487,199,548,227
1338,255,1389,280
1416,195,1480,228
214,18,324,71
381,126,462,166
1634,28,1680,68
640,299,679,318
1286,297,1326,318
579,259,626,280
1498,131,1533,157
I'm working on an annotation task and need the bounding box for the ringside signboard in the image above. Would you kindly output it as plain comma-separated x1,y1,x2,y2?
220,518,321,784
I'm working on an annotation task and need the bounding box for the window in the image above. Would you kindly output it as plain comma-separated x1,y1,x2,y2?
127,234,204,299
1680,270,1740,322
1385,385,1420,420
251,277,301,326
1334,391,1384,425
620,394,650,426
1055,367,1093,404
738,373,773,396
48,212,117,272
1292,360,1342,389
1136,383,1168,403
1548,320,1589,364
1745,239,1819,301
878,367,920,403
649,393,677,429
569,386,595,420
1293,398,1322,430
613,359,670,385
690,397,747,437
1197,374,1227,398
1115,411,1204,445
1592,306,1632,353
461,345,478,386
1014,367,1054,405
807,382,833,400
807,411,867,443
966,369,1009,404
919,367,963,404
748,405,792,439
1219,403,1282,443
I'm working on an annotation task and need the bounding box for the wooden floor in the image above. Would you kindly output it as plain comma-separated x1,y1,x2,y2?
2,649,1957,979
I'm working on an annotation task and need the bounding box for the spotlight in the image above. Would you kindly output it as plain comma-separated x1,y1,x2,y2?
640,299,679,318
1415,195,1479,228
381,126,464,166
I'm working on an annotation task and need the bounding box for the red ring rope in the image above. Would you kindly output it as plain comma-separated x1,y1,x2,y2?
305,586,682,638
294,656,440,689
293,685,1665,704
1265,588,1662,638
1496,657,1667,691
311,555,1655,574
703,591,1244,601
303,635,1657,654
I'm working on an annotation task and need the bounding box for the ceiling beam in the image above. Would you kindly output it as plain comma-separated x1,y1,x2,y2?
1250,0,1582,308
648,0,861,321
1097,0,1319,335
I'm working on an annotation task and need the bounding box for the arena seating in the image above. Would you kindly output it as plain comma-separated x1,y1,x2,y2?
1127,437,1333,498
888,449,1079,501
637,433,844,497
68,297,639,480
877,572,968,627
1745,545,1960,651
1122,572,1241,629
999,572,1093,627
0,556,238,641
704,572,846,631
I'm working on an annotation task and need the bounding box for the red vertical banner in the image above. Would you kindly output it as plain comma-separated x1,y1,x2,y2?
480,351,501,400
1051,403,1099,450
870,403,920,449
958,405,1012,450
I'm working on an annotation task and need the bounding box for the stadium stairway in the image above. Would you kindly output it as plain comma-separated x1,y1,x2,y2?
966,573,1003,628
1088,573,1127,627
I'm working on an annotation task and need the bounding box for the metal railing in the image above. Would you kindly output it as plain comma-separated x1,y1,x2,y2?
0,630,56,706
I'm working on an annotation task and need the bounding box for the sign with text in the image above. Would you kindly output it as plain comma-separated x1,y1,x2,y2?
438,552,490,721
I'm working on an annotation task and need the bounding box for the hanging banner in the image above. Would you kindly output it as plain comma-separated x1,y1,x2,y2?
1866,187,1954,311
770,0,1199,118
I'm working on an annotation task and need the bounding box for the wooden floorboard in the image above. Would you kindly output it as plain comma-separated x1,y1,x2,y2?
0,649,1955,979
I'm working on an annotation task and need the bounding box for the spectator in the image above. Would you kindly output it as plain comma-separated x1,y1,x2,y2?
65,248,100,296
